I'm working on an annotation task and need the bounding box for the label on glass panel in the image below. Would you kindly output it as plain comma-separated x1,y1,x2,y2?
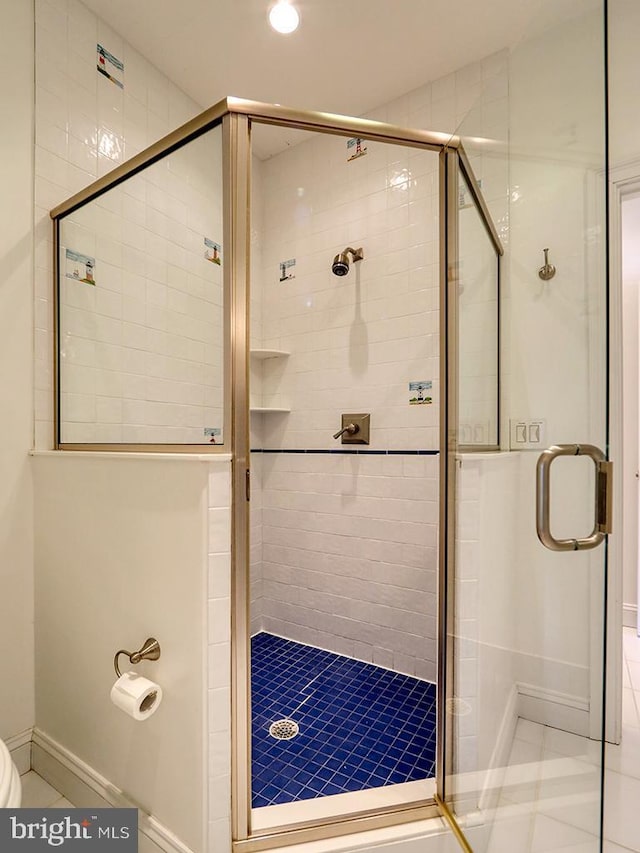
409,380,433,405
65,249,95,285
459,179,483,209
347,137,367,161
97,45,124,89
204,427,222,444
279,258,295,281
204,237,222,265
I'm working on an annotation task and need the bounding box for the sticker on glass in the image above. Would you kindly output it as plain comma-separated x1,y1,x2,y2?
204,427,222,444
65,249,95,285
97,44,124,89
409,380,433,405
347,137,367,162
204,237,222,265
279,258,296,281
459,179,483,210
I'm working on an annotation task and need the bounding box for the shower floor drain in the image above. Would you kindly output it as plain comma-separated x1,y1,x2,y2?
269,719,299,740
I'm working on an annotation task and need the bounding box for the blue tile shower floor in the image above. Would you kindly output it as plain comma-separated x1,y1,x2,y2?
251,632,437,808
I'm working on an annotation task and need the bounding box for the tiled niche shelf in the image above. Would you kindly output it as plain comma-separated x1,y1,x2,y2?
250,349,290,360
250,349,291,414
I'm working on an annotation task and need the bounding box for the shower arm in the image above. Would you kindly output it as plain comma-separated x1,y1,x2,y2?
343,247,364,262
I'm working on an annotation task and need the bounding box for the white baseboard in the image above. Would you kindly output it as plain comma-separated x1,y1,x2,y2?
32,729,193,853
623,604,638,630
516,682,589,737
5,728,32,776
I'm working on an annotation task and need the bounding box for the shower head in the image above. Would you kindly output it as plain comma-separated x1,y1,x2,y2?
331,253,350,276
331,246,364,277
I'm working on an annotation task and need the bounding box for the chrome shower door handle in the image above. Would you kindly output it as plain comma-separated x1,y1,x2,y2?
536,444,613,552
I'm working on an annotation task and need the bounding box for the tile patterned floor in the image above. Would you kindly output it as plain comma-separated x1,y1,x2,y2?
20,771,73,808
482,627,640,852
19,631,640,849
605,626,640,852
251,632,437,807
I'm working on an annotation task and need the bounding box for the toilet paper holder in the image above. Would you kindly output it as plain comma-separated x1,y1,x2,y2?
114,637,161,678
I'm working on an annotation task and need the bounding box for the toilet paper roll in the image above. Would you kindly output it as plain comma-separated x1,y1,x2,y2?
110,671,163,721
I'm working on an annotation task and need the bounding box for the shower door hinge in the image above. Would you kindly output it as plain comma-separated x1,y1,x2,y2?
246,468,251,502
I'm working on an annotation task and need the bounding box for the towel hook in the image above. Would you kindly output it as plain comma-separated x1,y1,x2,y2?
538,247,556,281
114,637,161,678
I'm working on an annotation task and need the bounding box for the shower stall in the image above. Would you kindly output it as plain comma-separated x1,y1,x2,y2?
48,22,609,847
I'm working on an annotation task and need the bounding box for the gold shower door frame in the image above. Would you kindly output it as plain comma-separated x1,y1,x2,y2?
50,97,503,852
224,103,503,852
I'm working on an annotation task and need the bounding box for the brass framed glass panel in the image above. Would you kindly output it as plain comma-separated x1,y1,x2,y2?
49,99,503,851
242,118,444,847
457,168,500,452
50,101,459,846
52,119,230,452
440,3,610,849
230,110,502,851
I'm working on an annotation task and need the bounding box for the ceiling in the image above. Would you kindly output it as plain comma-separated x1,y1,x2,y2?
81,0,589,119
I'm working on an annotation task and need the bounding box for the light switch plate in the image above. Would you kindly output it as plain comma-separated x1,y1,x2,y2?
458,421,491,446
509,418,547,450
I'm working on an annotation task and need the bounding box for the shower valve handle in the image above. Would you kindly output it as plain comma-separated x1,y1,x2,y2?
333,423,359,440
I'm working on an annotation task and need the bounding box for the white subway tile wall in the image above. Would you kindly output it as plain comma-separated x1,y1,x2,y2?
249,121,441,676
34,0,208,447
259,452,439,680
256,133,440,449
248,59,508,678
453,453,519,785
58,132,224,444
207,461,232,853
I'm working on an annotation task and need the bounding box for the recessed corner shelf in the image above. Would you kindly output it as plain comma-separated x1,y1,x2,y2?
250,349,291,360
250,407,291,414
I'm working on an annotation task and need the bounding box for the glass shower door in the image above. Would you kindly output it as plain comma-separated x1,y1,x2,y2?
441,6,609,848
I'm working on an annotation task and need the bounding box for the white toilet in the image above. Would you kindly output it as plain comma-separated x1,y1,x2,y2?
0,738,22,807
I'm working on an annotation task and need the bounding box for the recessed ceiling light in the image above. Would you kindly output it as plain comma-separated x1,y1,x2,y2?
268,1,300,34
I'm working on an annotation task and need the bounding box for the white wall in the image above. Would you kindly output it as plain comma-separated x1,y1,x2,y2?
0,0,36,742
621,195,640,619
33,455,211,851
611,0,640,623
609,0,640,171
